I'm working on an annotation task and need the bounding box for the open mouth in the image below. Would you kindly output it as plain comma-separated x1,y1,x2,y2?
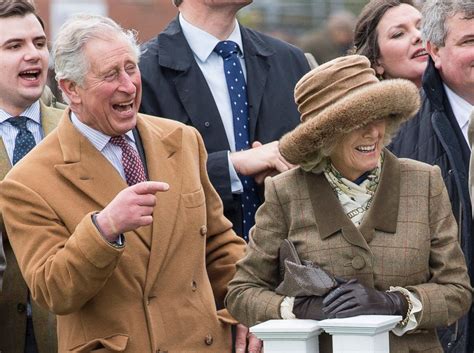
113,101,134,113
355,144,376,153
412,48,428,59
19,69,41,81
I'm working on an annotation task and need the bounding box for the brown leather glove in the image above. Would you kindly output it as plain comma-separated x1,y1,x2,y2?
275,239,338,297
292,278,355,320
322,281,408,319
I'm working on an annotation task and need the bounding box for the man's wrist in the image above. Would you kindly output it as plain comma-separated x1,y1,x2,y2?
91,212,123,247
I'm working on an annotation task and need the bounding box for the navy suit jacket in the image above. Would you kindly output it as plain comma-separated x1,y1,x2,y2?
139,17,310,237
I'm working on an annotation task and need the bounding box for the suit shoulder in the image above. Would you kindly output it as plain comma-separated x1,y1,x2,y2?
243,26,305,56
398,158,436,173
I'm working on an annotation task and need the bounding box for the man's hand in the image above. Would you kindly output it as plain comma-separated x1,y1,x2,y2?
235,324,263,353
230,141,294,181
96,181,169,242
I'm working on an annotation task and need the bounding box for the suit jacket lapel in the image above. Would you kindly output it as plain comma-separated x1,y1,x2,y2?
158,18,230,151
135,116,183,294
54,109,128,210
0,101,63,180
0,139,9,180
241,26,274,141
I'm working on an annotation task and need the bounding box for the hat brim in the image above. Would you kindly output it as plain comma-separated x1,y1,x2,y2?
279,79,420,165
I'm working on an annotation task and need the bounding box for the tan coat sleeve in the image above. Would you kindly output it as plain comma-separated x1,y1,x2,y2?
225,177,287,327
407,166,472,329
0,179,124,315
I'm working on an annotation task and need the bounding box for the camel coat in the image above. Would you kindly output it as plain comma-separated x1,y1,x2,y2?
226,151,472,353
0,110,246,352
0,102,62,353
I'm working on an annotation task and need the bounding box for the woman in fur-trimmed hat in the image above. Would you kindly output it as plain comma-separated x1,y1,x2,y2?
225,55,472,353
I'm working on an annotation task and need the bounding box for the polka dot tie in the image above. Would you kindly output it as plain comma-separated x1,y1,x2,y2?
109,135,147,186
7,116,36,165
214,40,260,241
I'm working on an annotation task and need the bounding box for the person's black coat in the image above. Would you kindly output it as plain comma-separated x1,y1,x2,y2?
139,17,310,237
390,58,473,353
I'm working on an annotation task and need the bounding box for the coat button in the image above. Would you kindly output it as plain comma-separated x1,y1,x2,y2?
204,334,213,345
204,121,210,128
191,280,197,292
17,303,26,313
351,255,366,270
200,225,207,236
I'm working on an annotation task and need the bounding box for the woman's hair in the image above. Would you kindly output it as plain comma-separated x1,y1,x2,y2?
53,13,140,87
351,0,416,69
307,117,401,173
421,0,474,47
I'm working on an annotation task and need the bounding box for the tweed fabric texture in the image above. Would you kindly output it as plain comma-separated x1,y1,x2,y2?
226,150,471,353
109,135,147,186
8,116,36,165
279,55,420,165
214,40,260,240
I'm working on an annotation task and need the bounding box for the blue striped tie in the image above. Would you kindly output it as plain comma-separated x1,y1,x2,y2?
214,40,260,241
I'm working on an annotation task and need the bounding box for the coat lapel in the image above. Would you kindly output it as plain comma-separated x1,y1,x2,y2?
54,109,128,210
305,171,371,252
240,26,274,141
0,139,10,180
358,150,400,242
158,18,230,151
135,116,183,294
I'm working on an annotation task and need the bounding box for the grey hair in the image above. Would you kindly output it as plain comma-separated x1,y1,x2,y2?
307,117,401,174
421,0,474,47
53,13,140,87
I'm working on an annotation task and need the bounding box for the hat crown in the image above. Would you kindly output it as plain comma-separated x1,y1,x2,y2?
295,55,378,123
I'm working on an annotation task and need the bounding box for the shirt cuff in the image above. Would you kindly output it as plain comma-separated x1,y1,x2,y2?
280,296,296,319
91,213,125,248
228,151,243,194
389,286,422,336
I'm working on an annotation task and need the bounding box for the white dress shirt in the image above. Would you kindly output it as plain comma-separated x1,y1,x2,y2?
444,83,474,148
179,13,244,193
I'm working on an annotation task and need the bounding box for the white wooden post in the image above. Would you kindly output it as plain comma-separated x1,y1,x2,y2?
250,319,322,353
318,315,401,353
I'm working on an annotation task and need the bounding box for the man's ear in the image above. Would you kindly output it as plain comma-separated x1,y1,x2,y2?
58,79,81,105
426,41,442,70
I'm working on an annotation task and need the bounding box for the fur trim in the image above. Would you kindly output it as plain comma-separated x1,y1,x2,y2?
279,79,420,165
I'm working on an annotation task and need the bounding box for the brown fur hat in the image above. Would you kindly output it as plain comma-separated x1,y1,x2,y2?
279,55,420,165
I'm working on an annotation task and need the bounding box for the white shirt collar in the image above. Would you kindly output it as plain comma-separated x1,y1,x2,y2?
70,111,135,152
179,12,244,63
0,100,41,124
444,83,474,132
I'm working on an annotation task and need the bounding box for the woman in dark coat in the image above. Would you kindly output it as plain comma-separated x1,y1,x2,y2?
225,55,472,353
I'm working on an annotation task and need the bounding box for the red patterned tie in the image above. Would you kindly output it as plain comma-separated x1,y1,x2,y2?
109,135,147,186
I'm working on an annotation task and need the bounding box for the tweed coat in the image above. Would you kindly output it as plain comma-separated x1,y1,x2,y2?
0,101,62,353
225,150,472,353
0,110,246,352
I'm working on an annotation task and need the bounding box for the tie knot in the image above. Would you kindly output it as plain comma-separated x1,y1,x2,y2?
109,135,129,148
214,40,240,59
7,116,29,130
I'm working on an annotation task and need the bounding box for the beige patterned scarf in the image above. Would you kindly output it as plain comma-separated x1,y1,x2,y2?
323,153,383,226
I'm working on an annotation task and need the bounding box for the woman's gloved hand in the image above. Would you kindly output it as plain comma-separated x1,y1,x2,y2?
322,281,408,318
293,278,355,320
